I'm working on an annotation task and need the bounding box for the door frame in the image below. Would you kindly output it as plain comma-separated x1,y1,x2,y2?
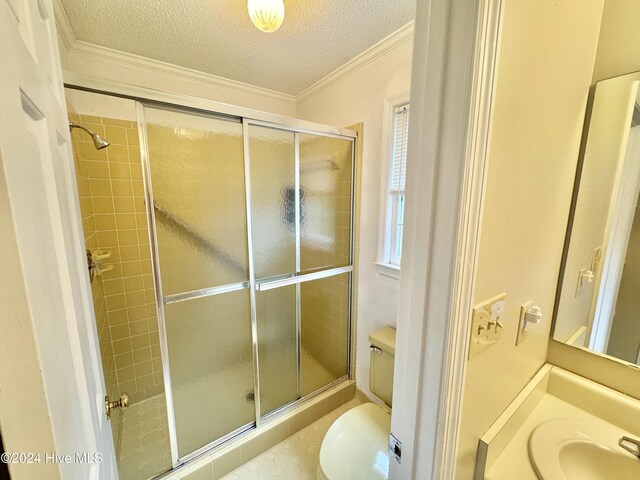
389,0,502,478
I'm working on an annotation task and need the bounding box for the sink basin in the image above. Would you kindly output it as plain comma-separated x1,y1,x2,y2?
529,418,640,479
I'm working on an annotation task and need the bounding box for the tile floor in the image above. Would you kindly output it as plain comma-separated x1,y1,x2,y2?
221,398,363,480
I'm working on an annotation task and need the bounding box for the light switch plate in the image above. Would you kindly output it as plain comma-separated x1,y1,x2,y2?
468,293,506,360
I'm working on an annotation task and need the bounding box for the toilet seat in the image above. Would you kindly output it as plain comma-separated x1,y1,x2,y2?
318,403,391,480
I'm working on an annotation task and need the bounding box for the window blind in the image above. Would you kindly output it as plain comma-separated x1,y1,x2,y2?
390,105,409,192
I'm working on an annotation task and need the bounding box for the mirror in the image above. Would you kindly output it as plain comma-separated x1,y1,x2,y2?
554,71,640,364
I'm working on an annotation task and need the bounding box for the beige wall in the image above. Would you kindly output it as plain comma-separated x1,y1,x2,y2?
592,0,640,83
296,38,412,401
455,1,604,478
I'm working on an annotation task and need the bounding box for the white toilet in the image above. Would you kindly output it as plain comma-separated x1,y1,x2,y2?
317,327,396,480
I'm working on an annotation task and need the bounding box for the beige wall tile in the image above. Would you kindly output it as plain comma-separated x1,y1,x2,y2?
102,118,133,128
95,214,117,230
115,352,134,369
104,126,128,145
87,161,110,179
79,114,102,124
114,197,135,213
107,145,130,163
131,334,150,350
112,180,133,196
126,128,140,146
92,197,115,214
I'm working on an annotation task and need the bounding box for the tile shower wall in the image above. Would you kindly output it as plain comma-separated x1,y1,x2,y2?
69,109,121,448
70,112,164,406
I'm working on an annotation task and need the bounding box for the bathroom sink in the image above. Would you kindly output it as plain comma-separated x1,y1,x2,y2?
529,418,640,479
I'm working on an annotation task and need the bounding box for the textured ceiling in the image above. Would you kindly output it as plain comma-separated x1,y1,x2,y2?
60,0,415,95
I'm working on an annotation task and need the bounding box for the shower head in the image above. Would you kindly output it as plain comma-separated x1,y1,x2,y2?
69,122,111,150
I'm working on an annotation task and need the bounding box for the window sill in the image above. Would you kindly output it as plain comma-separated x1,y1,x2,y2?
375,262,401,280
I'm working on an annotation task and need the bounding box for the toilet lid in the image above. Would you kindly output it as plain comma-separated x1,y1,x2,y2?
319,403,391,480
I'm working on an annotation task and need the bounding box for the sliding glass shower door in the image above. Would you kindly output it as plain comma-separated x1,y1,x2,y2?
140,104,355,465
143,107,255,459
247,123,354,416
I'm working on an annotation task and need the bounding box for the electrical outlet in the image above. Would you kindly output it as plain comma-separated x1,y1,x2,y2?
468,293,506,359
516,301,542,345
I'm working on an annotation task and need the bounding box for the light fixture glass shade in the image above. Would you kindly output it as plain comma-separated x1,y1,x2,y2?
248,0,285,33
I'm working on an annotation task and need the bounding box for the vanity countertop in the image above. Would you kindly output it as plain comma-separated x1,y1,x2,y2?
486,393,636,479
476,364,640,480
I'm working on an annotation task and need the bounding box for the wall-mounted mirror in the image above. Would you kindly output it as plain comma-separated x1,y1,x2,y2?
553,71,640,364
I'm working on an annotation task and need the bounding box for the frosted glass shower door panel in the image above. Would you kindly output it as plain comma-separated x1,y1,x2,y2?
299,134,353,273
300,272,350,396
164,290,254,458
256,285,297,416
247,124,296,279
145,107,249,295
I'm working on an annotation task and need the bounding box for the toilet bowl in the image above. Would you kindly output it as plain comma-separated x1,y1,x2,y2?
317,327,396,480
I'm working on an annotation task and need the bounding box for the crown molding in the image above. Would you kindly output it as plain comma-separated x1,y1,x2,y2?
53,0,412,109
296,21,414,104
68,40,297,105
53,0,296,106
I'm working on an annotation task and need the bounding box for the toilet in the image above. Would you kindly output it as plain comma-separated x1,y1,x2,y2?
317,327,396,480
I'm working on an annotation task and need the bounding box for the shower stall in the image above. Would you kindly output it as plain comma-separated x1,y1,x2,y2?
67,89,356,478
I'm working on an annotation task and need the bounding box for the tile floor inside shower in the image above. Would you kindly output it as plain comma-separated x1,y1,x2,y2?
117,394,172,480
117,349,339,480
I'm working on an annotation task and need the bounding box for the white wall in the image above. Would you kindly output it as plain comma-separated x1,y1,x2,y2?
297,40,413,400
455,1,604,478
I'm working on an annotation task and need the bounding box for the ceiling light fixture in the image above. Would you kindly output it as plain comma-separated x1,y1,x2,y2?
248,0,285,33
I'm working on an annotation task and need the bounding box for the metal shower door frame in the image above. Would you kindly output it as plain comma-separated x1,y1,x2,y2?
137,102,357,470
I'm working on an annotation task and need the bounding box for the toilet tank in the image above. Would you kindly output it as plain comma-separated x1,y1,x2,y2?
369,327,396,407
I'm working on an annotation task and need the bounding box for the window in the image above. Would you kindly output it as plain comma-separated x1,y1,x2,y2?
376,97,409,279
387,104,409,266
